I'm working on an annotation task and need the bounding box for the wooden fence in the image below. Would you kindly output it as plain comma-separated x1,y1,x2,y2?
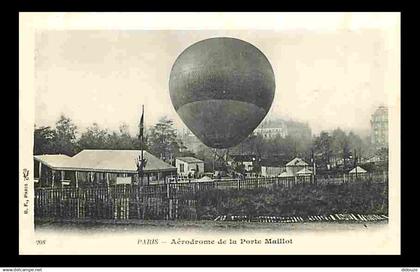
35,172,387,221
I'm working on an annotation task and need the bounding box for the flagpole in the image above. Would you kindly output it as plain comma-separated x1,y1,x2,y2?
141,105,144,186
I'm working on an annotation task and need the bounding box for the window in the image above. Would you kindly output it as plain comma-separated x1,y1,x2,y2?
180,163,184,173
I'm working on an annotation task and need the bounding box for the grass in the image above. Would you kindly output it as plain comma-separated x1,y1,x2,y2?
182,182,388,219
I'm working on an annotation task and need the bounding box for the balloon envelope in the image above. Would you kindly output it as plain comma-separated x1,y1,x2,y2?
169,37,275,149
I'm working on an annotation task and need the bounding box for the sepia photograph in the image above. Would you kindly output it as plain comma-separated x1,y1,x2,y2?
19,12,400,255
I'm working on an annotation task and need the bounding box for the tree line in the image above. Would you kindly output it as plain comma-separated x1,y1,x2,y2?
35,115,384,172
34,115,188,165
193,125,378,173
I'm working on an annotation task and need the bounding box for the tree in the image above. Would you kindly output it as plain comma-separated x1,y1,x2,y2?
54,115,78,155
78,123,110,150
106,123,139,150
33,115,78,155
313,131,333,169
347,131,365,163
34,126,58,155
331,128,350,168
148,117,181,164
195,144,216,172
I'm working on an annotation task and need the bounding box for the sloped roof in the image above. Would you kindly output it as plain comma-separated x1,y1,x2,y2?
34,154,72,169
197,176,213,182
176,157,204,163
35,150,176,173
349,166,367,174
279,171,294,177
286,157,309,167
296,168,313,175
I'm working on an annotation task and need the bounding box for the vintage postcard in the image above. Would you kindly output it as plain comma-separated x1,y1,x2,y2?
19,12,400,255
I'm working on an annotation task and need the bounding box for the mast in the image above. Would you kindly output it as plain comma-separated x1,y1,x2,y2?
138,105,145,186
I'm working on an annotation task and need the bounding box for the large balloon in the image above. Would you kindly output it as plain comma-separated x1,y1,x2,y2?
169,37,275,149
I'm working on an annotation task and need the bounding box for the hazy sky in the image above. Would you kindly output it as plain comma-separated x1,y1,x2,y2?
34,17,399,136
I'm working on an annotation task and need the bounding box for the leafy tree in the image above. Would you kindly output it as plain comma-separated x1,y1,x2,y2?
148,116,181,164
33,115,78,156
54,115,78,155
313,131,333,169
107,123,139,150
34,126,58,155
347,131,366,163
78,123,110,150
331,128,351,168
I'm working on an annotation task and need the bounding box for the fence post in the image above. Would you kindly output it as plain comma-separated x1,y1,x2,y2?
168,199,172,220
167,183,172,220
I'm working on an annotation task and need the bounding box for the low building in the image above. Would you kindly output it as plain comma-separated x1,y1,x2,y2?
34,149,177,187
229,154,257,173
261,166,285,177
285,157,310,176
175,157,204,177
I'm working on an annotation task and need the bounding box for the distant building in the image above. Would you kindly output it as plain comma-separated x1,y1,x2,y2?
260,157,288,177
262,157,312,177
349,166,368,177
34,149,177,187
254,119,288,139
285,157,310,176
363,155,382,164
254,118,312,145
370,106,388,149
261,166,285,177
175,157,204,177
229,154,257,173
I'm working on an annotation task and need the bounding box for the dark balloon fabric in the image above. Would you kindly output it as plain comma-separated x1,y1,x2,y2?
169,37,276,149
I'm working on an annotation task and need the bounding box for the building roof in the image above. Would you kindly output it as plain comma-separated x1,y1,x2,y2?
176,156,204,163
286,157,309,167
34,154,72,169
197,176,213,182
35,150,176,173
349,166,367,174
279,171,294,177
296,168,313,175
